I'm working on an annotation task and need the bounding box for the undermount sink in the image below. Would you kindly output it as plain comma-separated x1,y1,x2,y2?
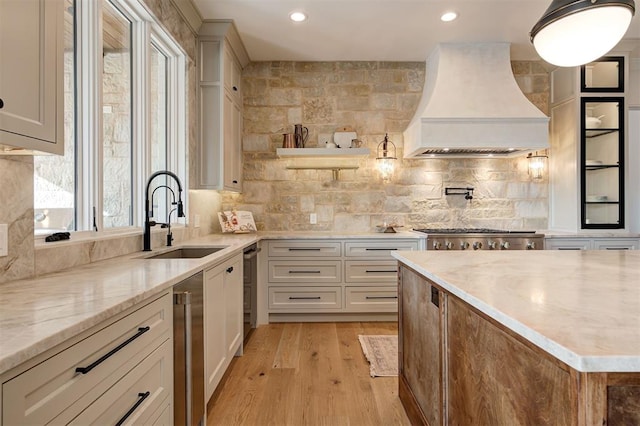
144,246,227,259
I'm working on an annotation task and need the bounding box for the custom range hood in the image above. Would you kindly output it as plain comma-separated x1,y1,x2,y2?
404,42,549,158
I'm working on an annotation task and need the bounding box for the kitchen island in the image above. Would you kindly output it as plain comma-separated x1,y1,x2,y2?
392,250,640,425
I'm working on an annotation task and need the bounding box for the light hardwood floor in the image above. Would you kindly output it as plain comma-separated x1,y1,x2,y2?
206,322,410,426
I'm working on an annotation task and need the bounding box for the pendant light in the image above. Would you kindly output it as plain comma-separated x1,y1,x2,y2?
530,0,635,67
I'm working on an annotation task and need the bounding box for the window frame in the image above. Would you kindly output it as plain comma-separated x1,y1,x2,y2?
35,0,187,240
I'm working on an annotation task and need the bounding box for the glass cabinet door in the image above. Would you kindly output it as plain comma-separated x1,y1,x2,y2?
581,57,624,92
580,97,624,229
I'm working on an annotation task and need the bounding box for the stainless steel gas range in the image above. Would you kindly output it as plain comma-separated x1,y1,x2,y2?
413,228,544,250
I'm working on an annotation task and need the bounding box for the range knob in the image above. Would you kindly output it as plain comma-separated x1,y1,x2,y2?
501,241,511,250
487,240,497,250
527,241,536,250
444,241,453,250
473,241,483,250
460,242,470,250
433,241,442,250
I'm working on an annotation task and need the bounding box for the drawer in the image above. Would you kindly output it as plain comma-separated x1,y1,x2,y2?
345,260,398,283
151,402,172,425
544,238,591,250
345,286,398,312
267,240,341,257
592,239,639,250
2,293,171,426
344,240,419,259
268,286,342,310
268,260,341,283
69,339,172,425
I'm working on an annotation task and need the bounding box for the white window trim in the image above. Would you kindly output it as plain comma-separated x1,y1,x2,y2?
35,0,188,241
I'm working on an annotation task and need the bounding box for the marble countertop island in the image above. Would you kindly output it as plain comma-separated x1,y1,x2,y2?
392,250,640,373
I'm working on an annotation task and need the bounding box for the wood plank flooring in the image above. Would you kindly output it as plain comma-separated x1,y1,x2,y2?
206,322,410,426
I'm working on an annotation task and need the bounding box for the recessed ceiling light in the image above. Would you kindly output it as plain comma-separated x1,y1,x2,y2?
440,11,458,22
289,11,307,22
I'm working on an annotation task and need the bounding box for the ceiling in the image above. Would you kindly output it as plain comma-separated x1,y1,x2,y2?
191,0,640,62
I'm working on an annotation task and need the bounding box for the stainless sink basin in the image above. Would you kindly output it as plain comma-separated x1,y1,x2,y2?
144,246,227,259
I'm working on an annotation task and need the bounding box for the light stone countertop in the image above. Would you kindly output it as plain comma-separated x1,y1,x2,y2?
0,231,423,376
392,250,640,373
541,230,640,238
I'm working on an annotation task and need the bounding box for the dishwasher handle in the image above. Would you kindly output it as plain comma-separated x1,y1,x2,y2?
243,247,261,260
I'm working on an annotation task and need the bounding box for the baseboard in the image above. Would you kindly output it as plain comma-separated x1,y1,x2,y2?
268,312,397,322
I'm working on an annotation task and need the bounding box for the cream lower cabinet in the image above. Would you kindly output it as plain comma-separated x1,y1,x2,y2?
204,253,243,402
265,238,419,320
545,237,640,250
1,292,172,425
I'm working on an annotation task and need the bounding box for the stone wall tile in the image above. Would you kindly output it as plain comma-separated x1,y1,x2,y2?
236,60,549,232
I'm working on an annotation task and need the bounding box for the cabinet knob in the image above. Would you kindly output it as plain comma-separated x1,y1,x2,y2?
226,266,234,273
0,98,4,109
232,180,238,184
232,86,238,91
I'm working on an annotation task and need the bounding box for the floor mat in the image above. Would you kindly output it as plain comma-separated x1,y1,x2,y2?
358,334,398,377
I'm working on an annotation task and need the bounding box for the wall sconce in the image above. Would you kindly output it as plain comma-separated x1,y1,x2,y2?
530,0,635,67
376,133,397,182
527,151,548,179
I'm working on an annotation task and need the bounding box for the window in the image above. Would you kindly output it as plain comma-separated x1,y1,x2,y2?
102,0,133,228
33,0,76,233
33,0,187,235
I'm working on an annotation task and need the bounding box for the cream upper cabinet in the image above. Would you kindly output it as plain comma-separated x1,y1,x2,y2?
0,0,64,154
549,52,636,232
197,22,248,192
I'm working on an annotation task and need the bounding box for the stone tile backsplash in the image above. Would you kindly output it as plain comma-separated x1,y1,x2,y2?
224,60,550,232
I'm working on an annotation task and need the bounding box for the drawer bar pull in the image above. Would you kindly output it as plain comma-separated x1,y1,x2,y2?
75,326,151,375
288,270,322,274
365,270,397,273
288,248,322,251
115,391,151,426
365,296,398,300
365,248,397,251
289,296,322,300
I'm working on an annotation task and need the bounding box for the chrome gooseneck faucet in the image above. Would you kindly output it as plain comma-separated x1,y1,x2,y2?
144,170,185,251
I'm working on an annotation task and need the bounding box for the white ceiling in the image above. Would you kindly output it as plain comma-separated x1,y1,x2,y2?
191,0,640,62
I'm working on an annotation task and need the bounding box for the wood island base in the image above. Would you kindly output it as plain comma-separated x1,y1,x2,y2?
398,264,640,426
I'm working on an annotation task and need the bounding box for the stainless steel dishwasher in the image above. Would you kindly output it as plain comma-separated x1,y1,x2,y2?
174,271,204,426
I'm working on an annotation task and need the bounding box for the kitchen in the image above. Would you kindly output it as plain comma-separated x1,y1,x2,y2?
0,0,639,424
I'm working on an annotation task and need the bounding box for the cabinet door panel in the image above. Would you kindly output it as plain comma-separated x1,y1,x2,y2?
399,267,442,426
0,0,62,152
199,85,222,188
224,256,243,357
204,263,227,400
447,296,573,425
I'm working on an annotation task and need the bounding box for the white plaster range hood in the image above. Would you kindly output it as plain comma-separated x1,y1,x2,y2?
403,42,549,158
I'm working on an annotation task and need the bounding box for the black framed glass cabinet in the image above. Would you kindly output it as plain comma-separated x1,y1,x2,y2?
580,97,624,229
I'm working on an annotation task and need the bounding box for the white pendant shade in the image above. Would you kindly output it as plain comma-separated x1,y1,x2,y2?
532,6,633,67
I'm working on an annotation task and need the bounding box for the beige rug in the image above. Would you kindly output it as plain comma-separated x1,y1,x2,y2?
358,335,398,377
